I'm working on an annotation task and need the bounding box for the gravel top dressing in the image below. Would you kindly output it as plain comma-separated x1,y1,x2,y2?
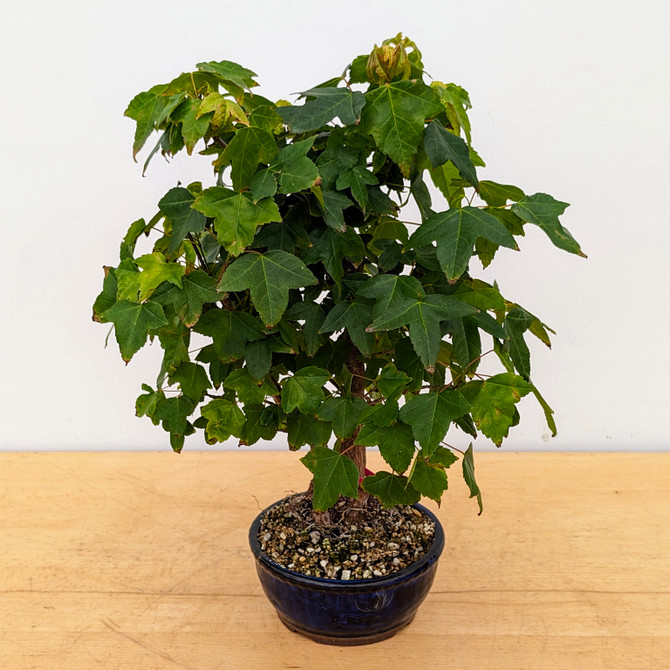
258,493,436,580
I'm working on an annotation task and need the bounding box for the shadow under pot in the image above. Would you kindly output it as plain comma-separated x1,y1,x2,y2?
248,498,445,646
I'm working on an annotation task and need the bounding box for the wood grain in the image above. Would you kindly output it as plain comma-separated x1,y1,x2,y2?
0,451,668,669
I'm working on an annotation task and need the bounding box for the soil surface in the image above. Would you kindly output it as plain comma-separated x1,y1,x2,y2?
257,493,436,580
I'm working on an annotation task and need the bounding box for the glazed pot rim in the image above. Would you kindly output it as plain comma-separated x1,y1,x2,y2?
249,495,445,588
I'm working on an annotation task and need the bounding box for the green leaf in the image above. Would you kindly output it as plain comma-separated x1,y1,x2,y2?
285,300,326,356
193,188,281,257
409,207,519,281
124,91,165,158
424,121,478,187
268,137,319,196
301,446,360,511
432,81,472,144
462,444,483,515
478,180,525,207
195,346,230,388
368,294,477,371
158,187,207,254
287,414,332,449
170,362,210,403
304,226,366,291
362,472,420,508
169,432,186,454
512,194,586,257
151,270,222,328
336,165,378,211
249,169,277,202
102,300,168,362
532,385,557,437
155,395,196,436
92,267,117,322
377,364,410,401
221,126,278,191
196,60,258,92
218,250,318,327
430,161,466,209
172,98,211,154
527,312,555,347
357,274,425,319
316,396,367,439
469,311,508,340
135,252,186,301
452,278,506,312
276,155,319,194
355,422,415,474
315,135,360,190
120,217,151,259
399,389,471,455
279,87,365,133
370,217,409,250
240,404,279,446
135,384,165,425
281,366,331,414
429,445,459,469
201,398,246,443
319,300,374,356
358,401,398,427
223,368,276,404
504,307,534,380
156,319,191,380
249,105,284,134
449,316,482,370
318,190,352,232
360,80,442,177
194,309,265,362
244,338,273,380
410,174,435,221
461,373,533,446
409,458,448,503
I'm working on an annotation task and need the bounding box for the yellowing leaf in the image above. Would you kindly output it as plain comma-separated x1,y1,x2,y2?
135,252,186,301
461,373,533,446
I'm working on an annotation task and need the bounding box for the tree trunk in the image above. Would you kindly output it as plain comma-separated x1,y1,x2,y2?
309,336,370,526
343,337,367,479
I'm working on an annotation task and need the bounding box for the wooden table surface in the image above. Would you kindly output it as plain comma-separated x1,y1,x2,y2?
0,451,668,669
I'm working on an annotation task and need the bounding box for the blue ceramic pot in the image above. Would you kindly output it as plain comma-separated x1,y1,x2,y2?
249,499,444,645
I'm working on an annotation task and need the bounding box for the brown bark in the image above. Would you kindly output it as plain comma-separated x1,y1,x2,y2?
340,337,370,512
343,347,367,479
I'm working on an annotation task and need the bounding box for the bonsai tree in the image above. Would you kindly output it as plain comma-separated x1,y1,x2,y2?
93,34,584,517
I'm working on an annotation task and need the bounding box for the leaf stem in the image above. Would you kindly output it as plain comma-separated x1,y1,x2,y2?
440,440,465,456
463,348,494,373
188,233,209,273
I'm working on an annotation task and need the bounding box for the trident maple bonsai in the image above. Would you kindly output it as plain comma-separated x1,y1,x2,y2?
93,34,584,516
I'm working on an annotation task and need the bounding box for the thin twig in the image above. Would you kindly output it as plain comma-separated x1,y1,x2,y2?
463,348,494,373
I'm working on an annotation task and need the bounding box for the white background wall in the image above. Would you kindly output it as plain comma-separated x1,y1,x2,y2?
1,0,668,451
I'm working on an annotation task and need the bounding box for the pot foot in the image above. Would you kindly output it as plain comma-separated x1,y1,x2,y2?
276,613,414,646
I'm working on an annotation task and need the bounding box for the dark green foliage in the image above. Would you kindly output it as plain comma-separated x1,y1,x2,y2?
94,33,584,512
